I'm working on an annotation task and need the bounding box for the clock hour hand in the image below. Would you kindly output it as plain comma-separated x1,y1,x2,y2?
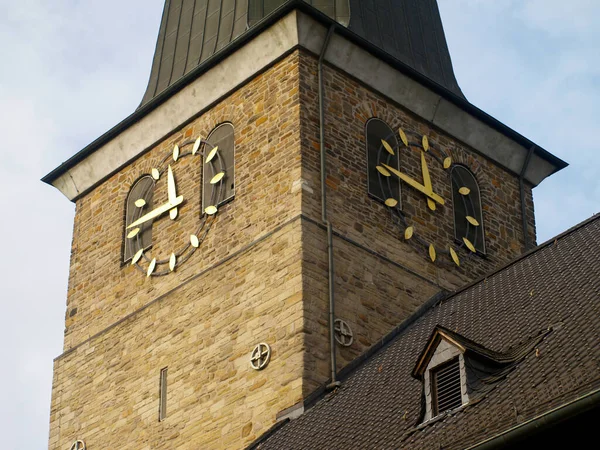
167,165,178,220
382,164,445,206
127,196,184,229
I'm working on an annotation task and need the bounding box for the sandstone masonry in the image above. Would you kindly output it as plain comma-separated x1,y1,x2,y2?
50,49,537,449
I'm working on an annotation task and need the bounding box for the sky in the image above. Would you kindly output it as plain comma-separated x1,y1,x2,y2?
0,1,598,448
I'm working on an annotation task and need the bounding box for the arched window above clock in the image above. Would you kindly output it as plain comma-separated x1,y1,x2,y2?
124,175,155,262
203,123,235,213
451,166,485,254
366,118,402,208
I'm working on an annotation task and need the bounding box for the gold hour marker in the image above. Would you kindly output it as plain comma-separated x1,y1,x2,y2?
463,237,476,253
466,216,480,226
169,253,176,272
173,144,180,161
450,247,460,266
404,226,414,240
459,187,471,196
131,249,143,265
422,136,429,151
210,172,225,184
147,258,157,277
205,146,219,163
190,235,199,248
376,165,391,177
192,137,202,155
205,205,217,215
429,244,436,262
443,157,452,169
381,139,395,155
398,128,408,147
127,228,140,239
134,199,146,208
151,168,160,180
385,198,398,208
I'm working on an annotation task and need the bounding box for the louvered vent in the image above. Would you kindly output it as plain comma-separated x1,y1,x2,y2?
432,358,463,415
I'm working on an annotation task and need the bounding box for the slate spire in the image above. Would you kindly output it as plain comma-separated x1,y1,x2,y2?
140,0,464,107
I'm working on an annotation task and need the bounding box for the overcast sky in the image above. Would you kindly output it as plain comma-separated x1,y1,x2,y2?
0,1,598,449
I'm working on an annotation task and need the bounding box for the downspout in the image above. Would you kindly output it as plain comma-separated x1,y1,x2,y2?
465,388,600,449
519,146,535,251
318,24,341,390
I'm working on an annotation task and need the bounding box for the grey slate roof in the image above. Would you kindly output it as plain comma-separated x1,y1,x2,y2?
140,0,250,107
252,214,600,449
140,0,464,107
347,0,464,98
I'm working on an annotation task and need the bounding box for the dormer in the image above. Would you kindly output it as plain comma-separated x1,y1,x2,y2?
412,326,551,423
413,327,471,421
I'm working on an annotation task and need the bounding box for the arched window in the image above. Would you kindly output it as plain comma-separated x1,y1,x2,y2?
124,175,154,262
203,123,235,213
366,118,402,207
451,166,485,253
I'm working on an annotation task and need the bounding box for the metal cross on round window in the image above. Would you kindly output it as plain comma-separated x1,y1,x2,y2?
334,319,354,347
250,343,271,370
70,440,86,450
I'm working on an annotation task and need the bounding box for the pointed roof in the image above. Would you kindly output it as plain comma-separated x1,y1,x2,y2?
139,0,464,107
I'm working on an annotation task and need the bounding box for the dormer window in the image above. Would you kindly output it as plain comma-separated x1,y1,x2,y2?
431,357,463,416
417,332,469,421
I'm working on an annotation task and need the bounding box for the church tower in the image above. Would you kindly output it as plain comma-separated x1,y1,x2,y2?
44,1,566,448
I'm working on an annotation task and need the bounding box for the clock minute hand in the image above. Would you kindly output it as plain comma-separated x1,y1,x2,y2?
420,152,437,211
127,196,184,229
382,164,445,206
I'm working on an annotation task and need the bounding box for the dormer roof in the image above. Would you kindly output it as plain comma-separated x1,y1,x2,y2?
412,325,549,378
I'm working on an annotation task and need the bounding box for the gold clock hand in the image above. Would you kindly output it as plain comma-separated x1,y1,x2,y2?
420,152,436,211
382,164,445,206
167,165,178,220
127,196,184,229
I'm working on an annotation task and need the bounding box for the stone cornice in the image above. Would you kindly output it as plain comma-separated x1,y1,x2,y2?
43,5,566,201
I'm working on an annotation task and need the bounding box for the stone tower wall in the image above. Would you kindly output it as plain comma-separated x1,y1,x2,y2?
50,47,537,449
297,51,536,391
62,53,304,351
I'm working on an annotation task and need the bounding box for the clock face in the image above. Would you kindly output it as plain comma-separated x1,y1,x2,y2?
125,136,227,277
373,128,483,267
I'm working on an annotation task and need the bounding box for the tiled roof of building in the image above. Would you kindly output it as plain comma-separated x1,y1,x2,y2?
252,214,600,449
140,0,464,107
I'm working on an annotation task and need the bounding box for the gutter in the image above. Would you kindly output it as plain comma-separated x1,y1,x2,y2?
519,145,535,251
466,387,600,449
41,0,566,187
318,24,341,390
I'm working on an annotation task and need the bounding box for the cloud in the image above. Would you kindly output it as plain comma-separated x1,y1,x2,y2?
517,0,600,37
439,0,599,242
